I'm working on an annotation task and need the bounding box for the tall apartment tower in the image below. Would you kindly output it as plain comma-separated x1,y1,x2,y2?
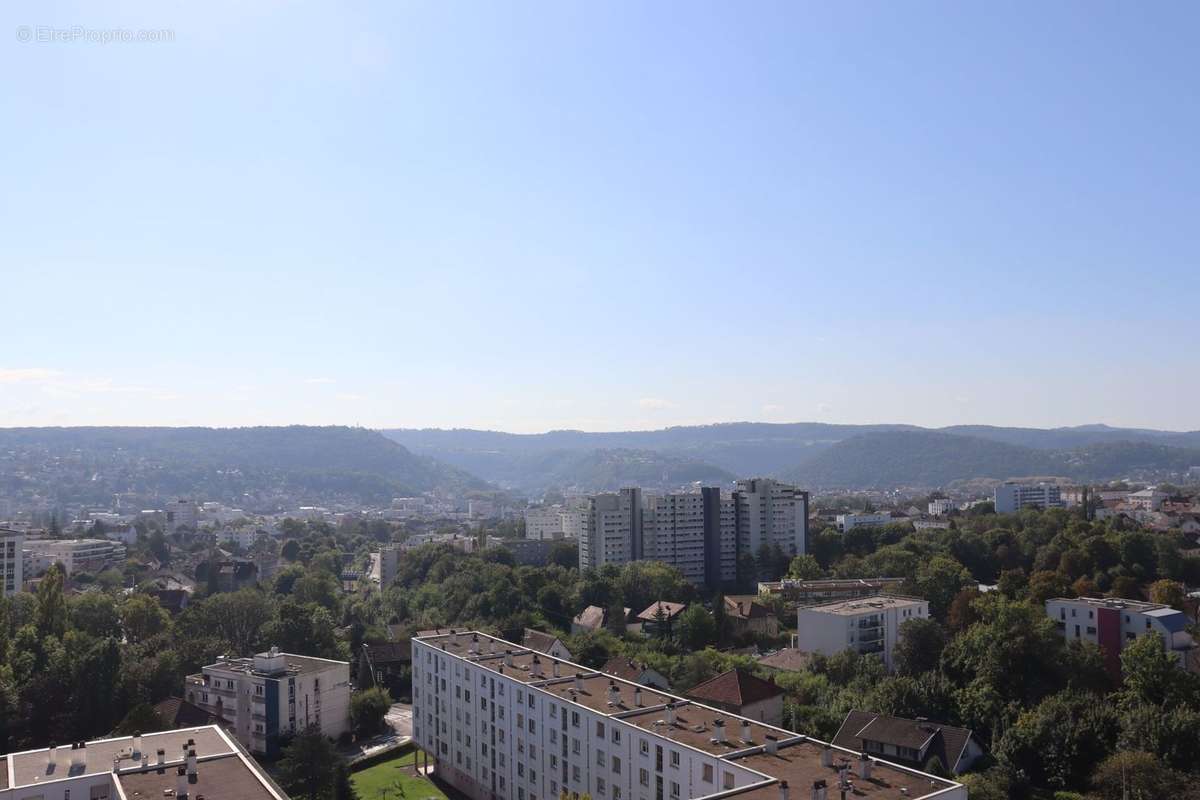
643,492,707,585
1,528,23,597
578,488,643,570
732,478,808,557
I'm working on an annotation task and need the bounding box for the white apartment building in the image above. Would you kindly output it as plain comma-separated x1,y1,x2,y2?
23,538,126,576
560,508,586,540
0,725,286,800
411,630,965,800
927,499,955,516
185,647,351,757
993,483,1064,514
1126,488,1168,512
1046,596,1195,673
1,528,23,597
165,498,200,532
525,506,566,541
835,513,891,533
795,595,929,671
643,493,708,585
579,489,644,571
732,479,808,557
378,543,401,586
217,528,267,549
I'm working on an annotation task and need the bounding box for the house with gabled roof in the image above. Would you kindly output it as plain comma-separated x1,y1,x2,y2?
684,667,784,726
601,656,671,690
833,710,984,776
521,628,573,661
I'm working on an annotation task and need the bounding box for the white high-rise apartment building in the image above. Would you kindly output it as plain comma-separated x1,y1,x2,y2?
795,595,929,672
579,489,643,571
1,527,23,596
927,498,955,516
993,483,1064,514
411,630,965,800
733,479,808,556
165,498,200,532
643,493,707,585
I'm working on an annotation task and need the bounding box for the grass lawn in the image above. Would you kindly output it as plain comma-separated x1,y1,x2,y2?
351,749,448,800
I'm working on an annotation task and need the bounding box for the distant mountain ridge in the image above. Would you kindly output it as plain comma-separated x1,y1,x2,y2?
383,422,1200,490
0,426,486,510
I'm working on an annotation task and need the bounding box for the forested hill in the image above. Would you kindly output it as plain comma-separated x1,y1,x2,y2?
785,431,1200,489
0,426,486,509
383,422,1200,490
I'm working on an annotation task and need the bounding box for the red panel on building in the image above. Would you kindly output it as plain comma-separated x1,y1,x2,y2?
1097,606,1122,678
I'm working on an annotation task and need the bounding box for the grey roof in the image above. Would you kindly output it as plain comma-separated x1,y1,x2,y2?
833,710,976,775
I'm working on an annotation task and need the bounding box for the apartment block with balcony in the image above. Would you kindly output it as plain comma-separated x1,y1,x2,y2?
993,483,1064,514
1,527,23,597
185,646,350,756
795,595,929,671
1046,596,1196,677
410,629,965,800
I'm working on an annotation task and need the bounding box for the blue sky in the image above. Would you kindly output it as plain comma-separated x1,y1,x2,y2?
2,1,1198,432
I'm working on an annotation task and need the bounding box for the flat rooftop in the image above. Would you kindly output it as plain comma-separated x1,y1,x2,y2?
414,630,962,800
1050,596,1174,613
801,595,926,615
729,741,956,800
119,752,280,800
204,652,345,677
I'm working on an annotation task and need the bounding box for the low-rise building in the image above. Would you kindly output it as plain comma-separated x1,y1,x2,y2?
1045,596,1196,676
1127,487,1168,512
994,483,1064,513
522,628,573,661
23,537,125,576
185,647,351,756
636,600,688,635
795,595,929,671
0,725,287,800
756,648,812,674
758,577,906,607
927,499,956,516
835,513,891,533
571,604,638,635
833,711,983,776
724,596,779,638
600,656,672,690
685,668,785,726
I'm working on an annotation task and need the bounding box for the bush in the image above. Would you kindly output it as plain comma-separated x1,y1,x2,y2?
350,686,393,737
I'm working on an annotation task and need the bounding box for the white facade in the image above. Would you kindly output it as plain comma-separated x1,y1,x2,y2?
732,479,808,557
1,528,23,596
795,595,929,671
643,493,708,585
993,483,1064,514
524,506,566,540
217,528,266,549
927,499,955,516
411,630,965,800
165,498,200,532
835,513,891,533
23,538,125,576
186,647,351,756
579,489,643,571
1046,596,1195,669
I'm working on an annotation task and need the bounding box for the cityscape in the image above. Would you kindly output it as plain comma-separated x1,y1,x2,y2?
5,3,1200,800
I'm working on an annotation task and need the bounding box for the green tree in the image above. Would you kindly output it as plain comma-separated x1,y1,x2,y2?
69,592,122,639
121,594,171,644
786,554,823,580
914,555,972,620
1088,751,1194,800
350,686,393,736
332,761,358,800
35,564,67,639
677,605,717,651
994,690,1118,791
891,618,946,677
1148,579,1185,610
278,726,340,800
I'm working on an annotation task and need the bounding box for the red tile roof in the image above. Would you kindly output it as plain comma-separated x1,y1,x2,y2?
685,668,783,709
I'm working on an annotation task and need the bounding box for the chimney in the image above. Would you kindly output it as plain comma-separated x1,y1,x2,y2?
779,780,790,800
531,656,542,677
741,720,753,743
857,752,872,781
505,650,514,667
488,640,495,654
46,742,55,771
132,732,143,760
811,779,827,800
607,680,620,705
552,660,560,677
712,719,726,743
176,766,189,800
574,673,584,691
820,745,833,767
187,748,198,779
666,704,677,727
72,742,86,769
634,687,643,707
764,735,778,755
157,748,166,766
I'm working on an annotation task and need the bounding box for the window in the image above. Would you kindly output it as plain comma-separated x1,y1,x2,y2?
597,779,607,796
640,769,650,787
612,756,621,775
573,738,581,754
597,752,606,767
612,729,621,744
670,782,680,798
596,721,606,737
723,773,735,790
669,751,680,768
572,711,580,728
702,765,713,783
640,739,650,755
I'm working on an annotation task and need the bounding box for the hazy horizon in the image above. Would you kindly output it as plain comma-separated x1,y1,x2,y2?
5,2,1199,432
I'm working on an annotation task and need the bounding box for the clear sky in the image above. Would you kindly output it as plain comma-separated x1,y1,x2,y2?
3,2,1198,433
